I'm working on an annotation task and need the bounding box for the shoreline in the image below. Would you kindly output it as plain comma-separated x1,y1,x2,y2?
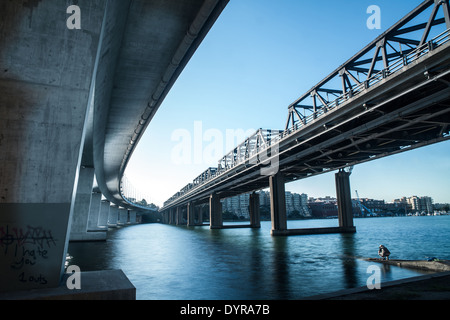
363,258,450,273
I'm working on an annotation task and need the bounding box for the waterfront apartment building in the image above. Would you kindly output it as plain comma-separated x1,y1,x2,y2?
407,196,433,213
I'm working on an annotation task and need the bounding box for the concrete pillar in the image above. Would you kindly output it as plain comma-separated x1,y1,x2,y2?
335,170,355,230
0,0,105,292
87,191,102,231
98,200,110,229
108,205,119,228
249,193,261,228
198,205,204,225
118,207,128,226
129,210,137,224
169,209,174,225
70,166,95,241
187,202,195,226
210,193,223,229
270,172,287,235
166,210,171,224
176,207,182,225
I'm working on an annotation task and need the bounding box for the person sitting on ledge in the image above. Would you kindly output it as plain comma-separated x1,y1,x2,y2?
378,245,390,260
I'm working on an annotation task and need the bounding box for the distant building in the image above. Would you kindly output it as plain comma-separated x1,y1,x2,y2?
308,199,338,218
407,196,433,213
222,194,250,218
221,191,311,218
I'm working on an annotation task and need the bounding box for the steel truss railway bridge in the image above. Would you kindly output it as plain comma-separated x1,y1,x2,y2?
160,0,450,236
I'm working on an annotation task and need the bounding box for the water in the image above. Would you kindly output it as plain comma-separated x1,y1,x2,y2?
68,216,450,300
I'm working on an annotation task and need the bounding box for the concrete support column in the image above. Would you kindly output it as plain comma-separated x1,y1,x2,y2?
129,210,137,224
169,209,175,225
118,207,128,225
108,205,119,228
198,205,204,225
249,193,261,228
70,166,95,241
0,0,105,292
176,207,183,225
270,172,287,235
98,200,110,229
168,210,172,224
209,193,223,229
187,202,195,226
87,191,102,231
335,170,355,230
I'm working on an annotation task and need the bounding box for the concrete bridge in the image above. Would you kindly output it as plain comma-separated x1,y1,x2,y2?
160,0,450,236
0,0,228,296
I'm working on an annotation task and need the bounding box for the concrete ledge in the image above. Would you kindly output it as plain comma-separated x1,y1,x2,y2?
364,258,450,272
271,226,356,236
0,270,135,300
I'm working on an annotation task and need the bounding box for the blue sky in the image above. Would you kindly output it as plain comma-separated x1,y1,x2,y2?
125,0,450,207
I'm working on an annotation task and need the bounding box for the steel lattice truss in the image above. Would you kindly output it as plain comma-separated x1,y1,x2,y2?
286,0,450,131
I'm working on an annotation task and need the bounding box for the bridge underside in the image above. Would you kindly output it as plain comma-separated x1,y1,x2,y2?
93,0,229,208
0,0,228,293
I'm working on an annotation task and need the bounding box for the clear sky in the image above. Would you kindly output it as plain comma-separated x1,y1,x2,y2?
125,0,450,207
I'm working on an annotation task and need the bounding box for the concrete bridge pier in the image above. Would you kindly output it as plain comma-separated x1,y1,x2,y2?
170,208,176,225
199,205,205,225
98,200,110,229
176,207,183,225
270,171,356,236
210,193,223,229
70,167,106,241
249,192,261,228
270,172,288,235
118,207,128,226
187,202,195,226
85,190,107,240
87,191,102,231
335,170,356,233
129,210,137,224
70,166,95,241
108,205,119,228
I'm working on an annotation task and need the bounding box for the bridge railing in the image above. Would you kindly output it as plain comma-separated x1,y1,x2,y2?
216,129,283,174
120,174,156,210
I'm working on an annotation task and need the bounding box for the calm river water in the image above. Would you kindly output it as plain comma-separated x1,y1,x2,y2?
68,216,450,300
